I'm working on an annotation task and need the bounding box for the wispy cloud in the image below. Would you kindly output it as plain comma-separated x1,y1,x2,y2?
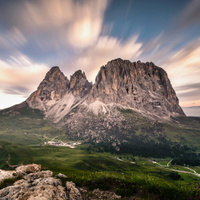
138,0,200,107
67,35,142,82
0,55,48,97
0,91,26,109
0,0,109,49
176,83,200,91
0,0,199,109
175,0,200,31
163,38,200,87
150,38,200,107
0,54,49,109
174,82,200,107
0,0,110,108
141,0,200,61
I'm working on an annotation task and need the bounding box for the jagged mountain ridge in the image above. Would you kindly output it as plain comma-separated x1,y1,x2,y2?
26,58,184,123
87,59,184,116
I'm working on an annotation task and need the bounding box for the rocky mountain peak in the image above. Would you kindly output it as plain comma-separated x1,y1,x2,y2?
70,70,92,97
88,58,184,117
43,66,68,82
26,58,184,121
27,66,70,110
70,70,86,89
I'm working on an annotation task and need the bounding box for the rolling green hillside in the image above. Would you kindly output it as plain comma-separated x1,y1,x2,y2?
1,140,200,199
0,105,200,159
1,105,200,199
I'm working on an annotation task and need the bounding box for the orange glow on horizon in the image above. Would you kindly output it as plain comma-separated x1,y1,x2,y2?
180,100,200,108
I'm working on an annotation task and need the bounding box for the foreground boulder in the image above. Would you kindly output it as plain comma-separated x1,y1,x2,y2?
66,181,82,200
0,170,15,183
0,177,67,200
0,164,121,200
0,164,41,183
0,164,77,200
15,164,41,176
90,188,121,200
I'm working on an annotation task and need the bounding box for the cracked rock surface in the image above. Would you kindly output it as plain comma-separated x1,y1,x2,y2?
0,164,121,200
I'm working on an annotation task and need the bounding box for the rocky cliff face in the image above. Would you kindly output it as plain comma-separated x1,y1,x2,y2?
26,58,184,122
27,66,70,111
69,70,92,97
87,59,184,117
27,67,92,112
0,164,121,200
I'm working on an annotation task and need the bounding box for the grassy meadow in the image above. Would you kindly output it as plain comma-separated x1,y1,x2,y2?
1,140,200,199
1,106,200,199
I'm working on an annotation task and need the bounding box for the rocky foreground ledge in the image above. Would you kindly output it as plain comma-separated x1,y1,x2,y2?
0,164,121,200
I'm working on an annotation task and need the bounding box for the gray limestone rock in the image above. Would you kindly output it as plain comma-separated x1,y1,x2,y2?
27,66,70,110
66,181,83,200
87,58,184,117
69,70,92,97
0,165,83,200
18,58,185,123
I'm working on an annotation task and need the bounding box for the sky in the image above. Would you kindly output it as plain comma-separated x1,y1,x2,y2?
0,0,200,111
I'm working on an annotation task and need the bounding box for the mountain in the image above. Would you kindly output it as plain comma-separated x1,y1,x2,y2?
1,58,200,158
87,59,184,117
24,58,184,124
1,59,200,200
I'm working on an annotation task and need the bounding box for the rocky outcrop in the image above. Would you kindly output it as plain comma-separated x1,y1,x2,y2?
26,67,92,115
66,181,83,200
0,164,79,200
27,66,70,110
0,164,121,200
87,59,184,117
90,189,121,200
0,175,68,200
24,58,184,122
0,170,15,183
15,163,41,175
69,70,92,97
0,164,41,183
56,173,67,179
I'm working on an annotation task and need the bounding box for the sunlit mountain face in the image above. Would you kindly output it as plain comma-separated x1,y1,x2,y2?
0,0,200,109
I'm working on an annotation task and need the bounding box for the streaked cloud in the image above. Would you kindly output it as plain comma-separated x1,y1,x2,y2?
67,0,108,48
68,35,142,82
138,0,200,107
0,0,199,109
174,83,200,107
141,0,200,64
159,38,200,107
0,0,108,50
0,27,27,60
0,0,109,108
163,39,200,87
176,83,200,91
175,0,200,31
0,55,48,108
182,106,200,117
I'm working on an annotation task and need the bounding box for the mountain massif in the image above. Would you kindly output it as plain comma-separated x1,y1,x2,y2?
26,58,184,123
1,59,200,200
1,58,188,146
